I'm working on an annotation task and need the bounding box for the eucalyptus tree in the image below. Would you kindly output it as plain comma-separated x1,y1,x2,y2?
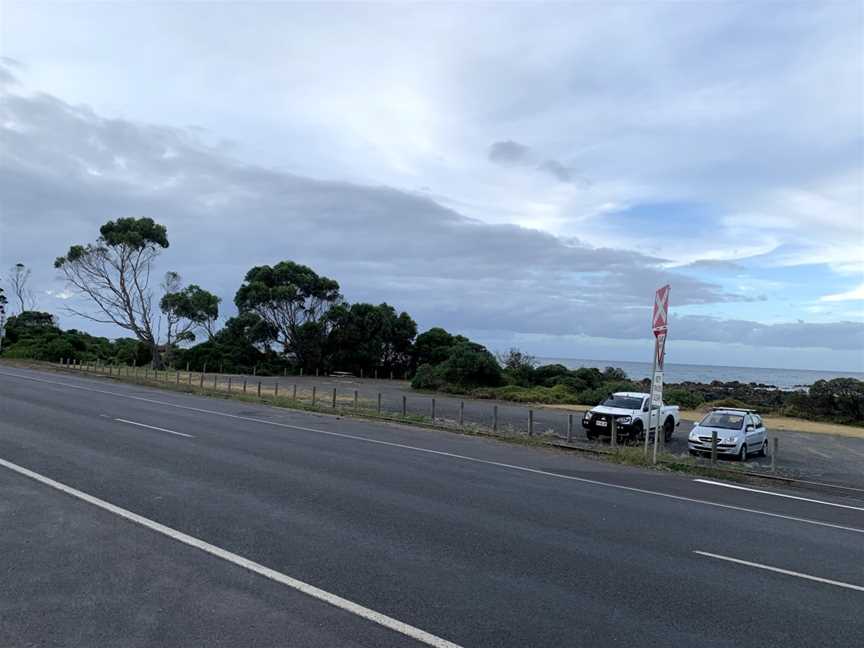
55,217,168,365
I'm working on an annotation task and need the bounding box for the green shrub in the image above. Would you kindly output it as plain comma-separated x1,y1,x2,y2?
664,388,705,410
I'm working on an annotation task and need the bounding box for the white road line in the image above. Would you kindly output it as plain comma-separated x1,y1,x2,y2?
3,369,864,536
693,551,864,593
693,479,864,512
115,418,194,439
0,456,463,648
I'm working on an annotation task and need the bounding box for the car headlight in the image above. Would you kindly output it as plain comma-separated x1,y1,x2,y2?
618,416,631,424
727,436,738,443
584,412,593,420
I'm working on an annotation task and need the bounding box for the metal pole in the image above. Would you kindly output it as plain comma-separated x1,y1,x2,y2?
332,387,337,409
243,379,247,393
431,398,436,421
354,390,358,409
293,384,297,401
257,381,261,398
274,381,279,397
213,375,217,390
528,410,534,436
710,430,718,466
493,405,498,432
567,413,573,442
176,371,180,385
402,395,407,417
228,377,232,392
611,416,617,449
199,373,204,388
312,386,317,406
645,342,658,459
459,401,464,427
377,393,382,414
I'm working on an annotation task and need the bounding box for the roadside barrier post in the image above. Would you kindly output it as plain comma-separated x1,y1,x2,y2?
213,375,217,390
312,386,317,406
293,384,297,401
772,437,778,473
257,381,262,398
227,377,232,392
611,417,618,449
274,381,279,397
300,368,303,377
188,371,192,385
199,373,204,388
243,379,247,394
493,405,498,432
459,401,464,427
332,387,337,409
390,370,394,380
431,398,436,421
567,414,573,443
377,393,382,414
710,431,718,465
375,369,378,379
354,390,358,409
360,368,364,379
284,368,287,377
176,371,180,385
528,410,534,437
402,395,407,417
316,368,319,377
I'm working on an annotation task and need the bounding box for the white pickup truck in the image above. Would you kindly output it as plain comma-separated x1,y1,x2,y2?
582,392,680,442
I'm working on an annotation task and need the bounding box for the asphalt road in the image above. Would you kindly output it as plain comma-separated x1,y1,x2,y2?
1,365,863,647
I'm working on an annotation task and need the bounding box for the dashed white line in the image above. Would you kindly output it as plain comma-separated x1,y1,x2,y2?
693,551,864,593
693,479,864,512
2,369,864,536
114,418,194,438
0,456,463,648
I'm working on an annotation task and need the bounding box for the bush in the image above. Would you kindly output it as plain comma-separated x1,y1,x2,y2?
664,388,705,410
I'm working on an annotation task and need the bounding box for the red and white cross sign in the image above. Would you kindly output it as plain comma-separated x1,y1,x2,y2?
654,331,667,371
652,284,670,335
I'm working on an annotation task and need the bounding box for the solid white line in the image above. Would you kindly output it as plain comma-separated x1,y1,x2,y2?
0,456,463,648
693,551,864,593
693,479,864,512
115,418,194,438
3,369,864,535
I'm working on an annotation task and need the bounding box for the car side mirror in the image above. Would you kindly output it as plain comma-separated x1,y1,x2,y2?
746,424,754,431
642,403,649,412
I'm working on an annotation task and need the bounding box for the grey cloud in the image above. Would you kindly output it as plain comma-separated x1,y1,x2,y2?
537,159,572,182
2,89,859,352
488,139,531,164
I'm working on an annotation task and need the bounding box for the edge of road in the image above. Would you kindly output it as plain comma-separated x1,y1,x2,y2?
1,359,856,497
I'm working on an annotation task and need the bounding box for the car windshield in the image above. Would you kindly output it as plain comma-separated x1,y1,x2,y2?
601,395,644,410
699,412,745,430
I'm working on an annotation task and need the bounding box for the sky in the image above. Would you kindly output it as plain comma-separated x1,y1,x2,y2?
0,1,862,372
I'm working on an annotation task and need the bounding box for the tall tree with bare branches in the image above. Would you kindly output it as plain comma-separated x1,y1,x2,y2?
8,263,35,313
55,217,169,365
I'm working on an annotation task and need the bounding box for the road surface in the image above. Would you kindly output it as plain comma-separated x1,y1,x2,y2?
1,365,862,647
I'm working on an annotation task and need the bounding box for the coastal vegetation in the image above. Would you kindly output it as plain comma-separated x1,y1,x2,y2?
2,217,861,426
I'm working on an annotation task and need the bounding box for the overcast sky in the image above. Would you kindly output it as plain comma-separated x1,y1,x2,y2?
1,1,862,371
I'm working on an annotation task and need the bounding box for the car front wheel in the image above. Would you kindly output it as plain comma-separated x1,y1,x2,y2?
738,443,748,461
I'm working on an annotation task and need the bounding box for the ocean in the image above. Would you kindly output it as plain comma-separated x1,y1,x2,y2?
537,358,864,390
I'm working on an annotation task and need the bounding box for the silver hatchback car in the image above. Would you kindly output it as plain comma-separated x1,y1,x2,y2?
687,409,768,461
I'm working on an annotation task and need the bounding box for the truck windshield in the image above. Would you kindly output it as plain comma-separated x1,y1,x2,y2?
601,395,644,410
699,412,745,430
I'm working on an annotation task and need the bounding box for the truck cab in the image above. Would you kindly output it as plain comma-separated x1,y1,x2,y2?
582,392,680,442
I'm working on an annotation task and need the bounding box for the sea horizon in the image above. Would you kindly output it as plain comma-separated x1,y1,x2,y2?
536,357,864,389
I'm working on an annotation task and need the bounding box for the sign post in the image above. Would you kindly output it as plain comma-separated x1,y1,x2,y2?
648,285,670,464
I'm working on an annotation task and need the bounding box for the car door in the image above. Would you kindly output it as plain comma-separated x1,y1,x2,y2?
754,415,767,449
745,414,760,451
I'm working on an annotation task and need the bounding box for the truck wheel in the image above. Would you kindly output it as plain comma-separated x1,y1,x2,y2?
586,429,597,440
632,420,644,442
663,417,675,442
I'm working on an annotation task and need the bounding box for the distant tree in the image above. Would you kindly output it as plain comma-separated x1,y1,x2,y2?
327,302,417,374
159,271,221,364
412,327,469,369
54,217,169,365
497,348,537,386
8,263,35,313
0,285,7,352
234,261,341,370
